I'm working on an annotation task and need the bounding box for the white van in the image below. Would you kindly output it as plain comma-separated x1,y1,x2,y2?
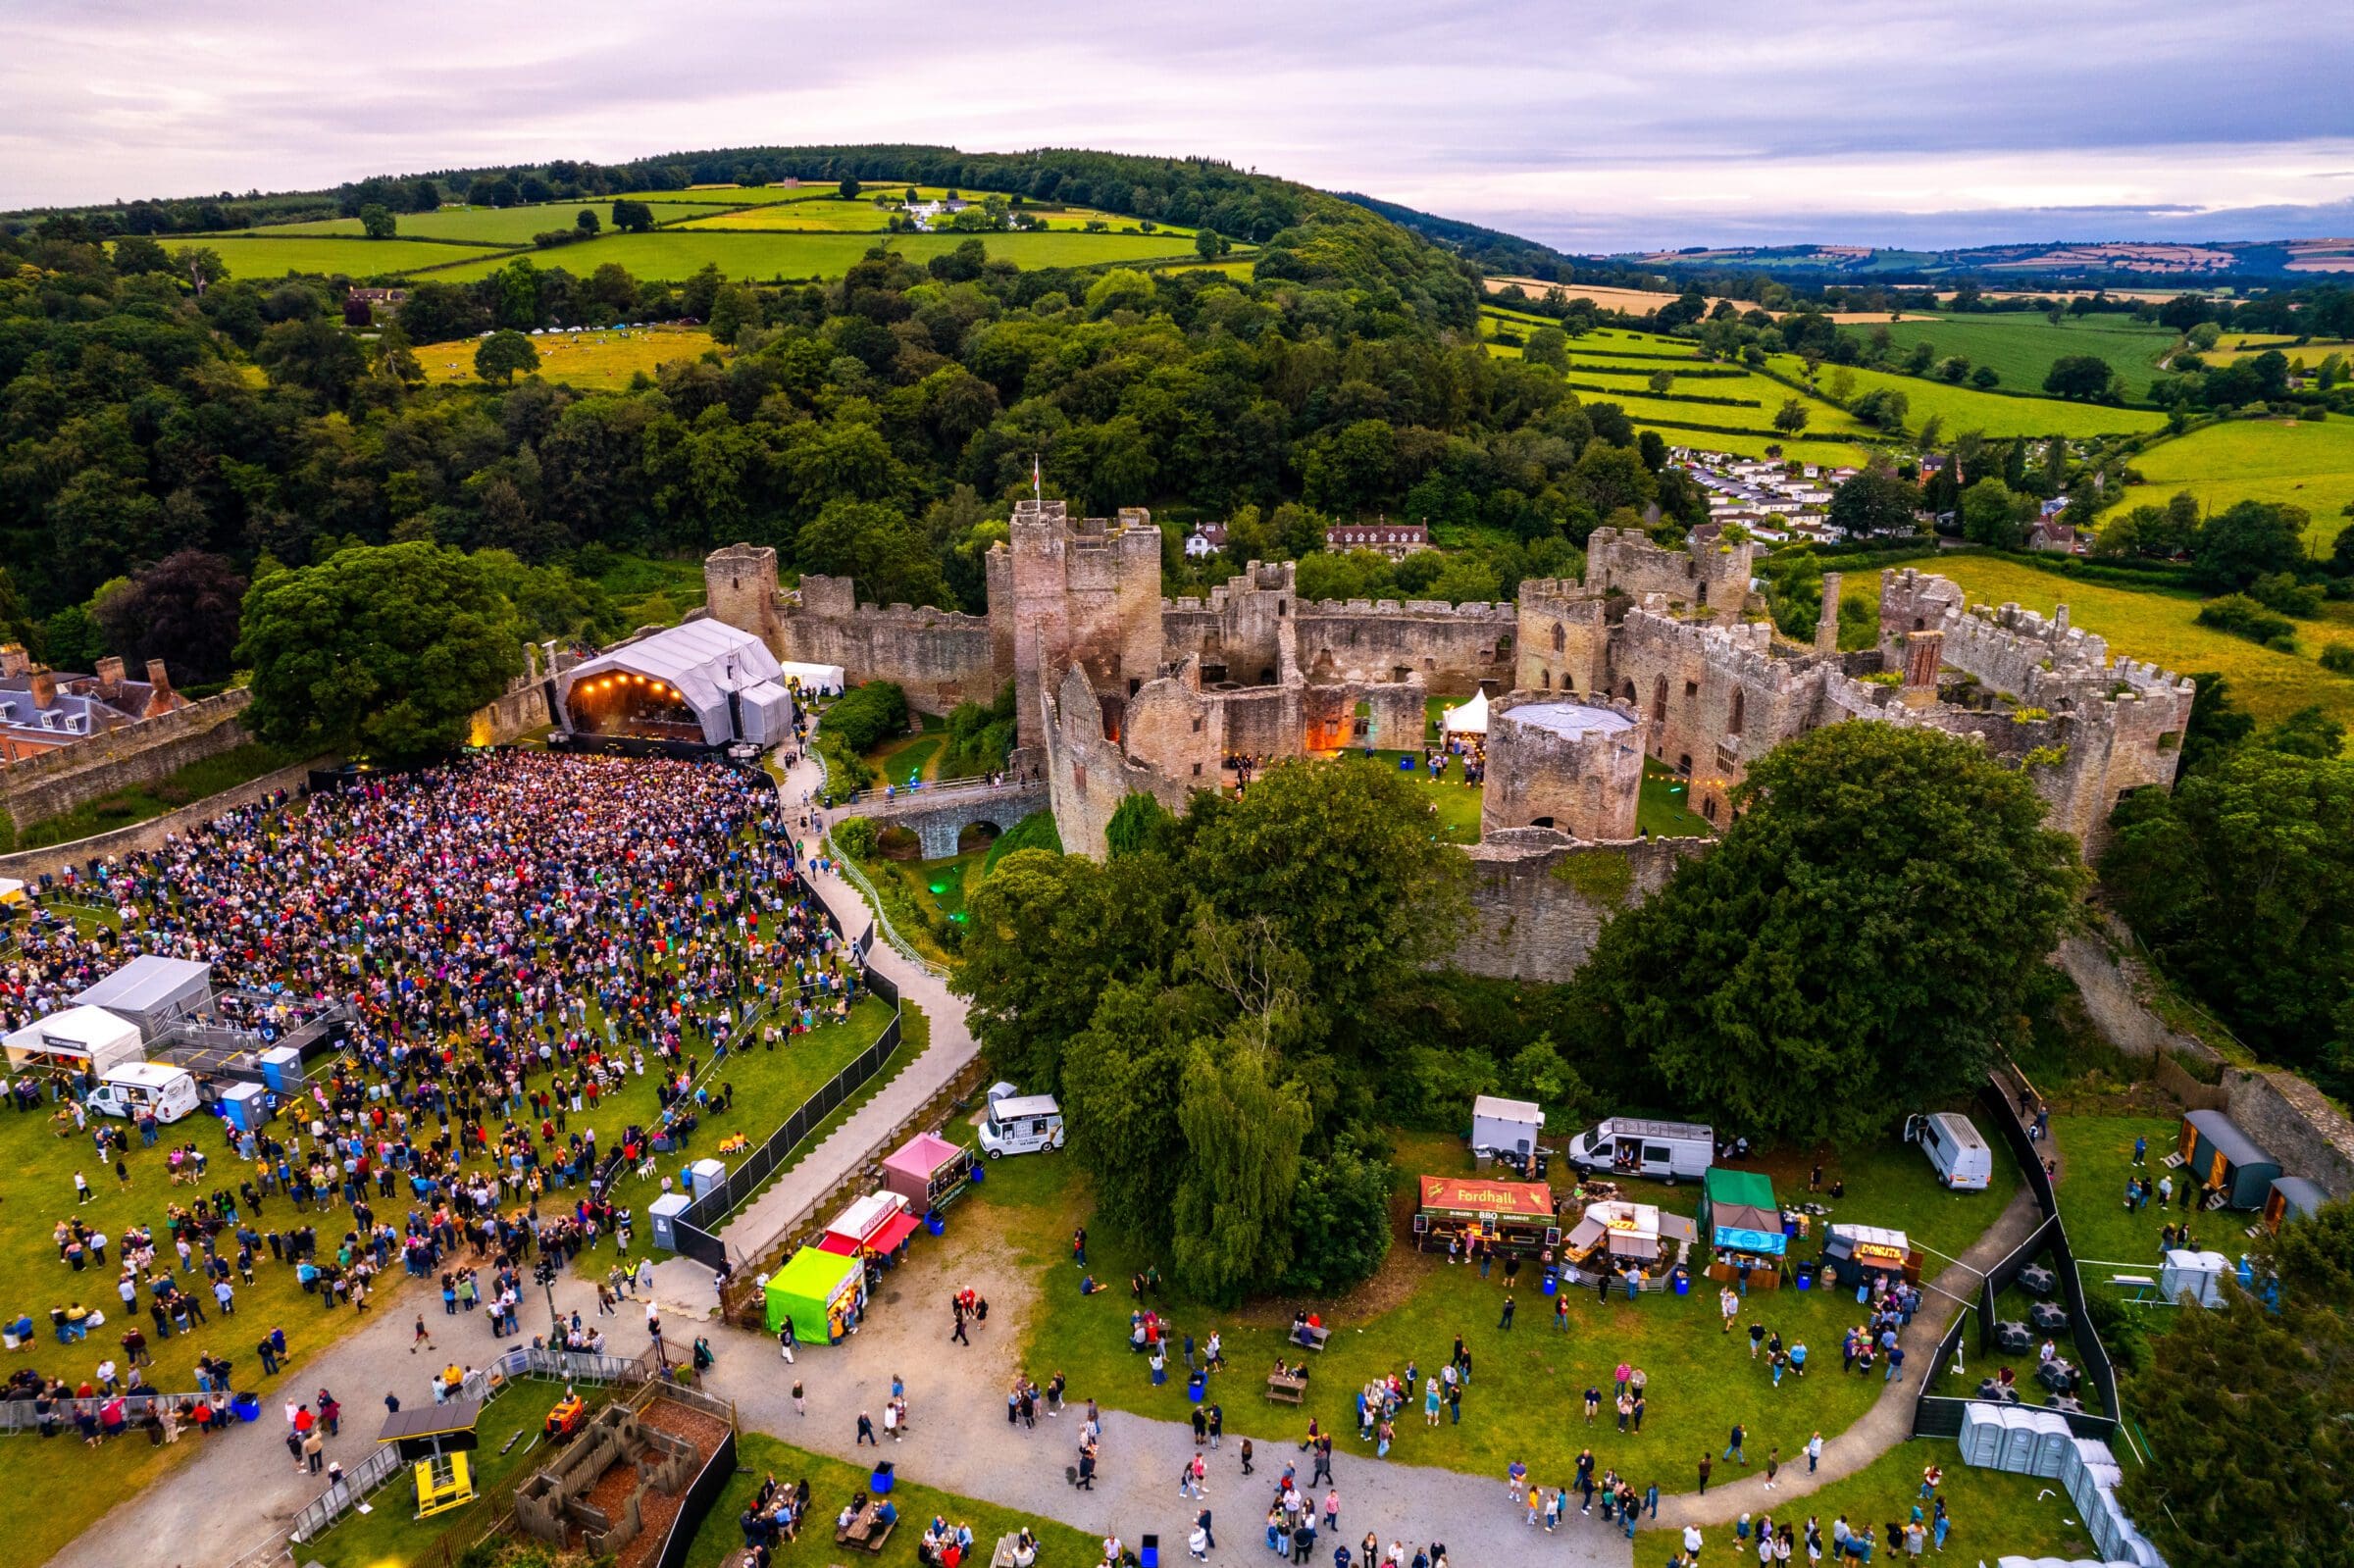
87,1062,201,1125
977,1081,1064,1159
1565,1117,1714,1183
1906,1111,1993,1190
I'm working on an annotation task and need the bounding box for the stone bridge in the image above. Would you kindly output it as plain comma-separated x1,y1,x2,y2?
841,778,1049,858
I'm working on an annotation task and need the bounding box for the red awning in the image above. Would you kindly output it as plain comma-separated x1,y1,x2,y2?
871,1210,923,1254
813,1232,859,1256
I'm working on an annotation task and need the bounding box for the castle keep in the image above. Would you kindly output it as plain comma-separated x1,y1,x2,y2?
706,515,2193,973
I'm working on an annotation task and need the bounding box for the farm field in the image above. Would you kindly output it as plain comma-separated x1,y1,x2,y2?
152,234,481,279
1859,314,2181,399
1656,427,1881,466
418,228,1202,283
1772,356,2171,438
2198,336,2354,369
413,327,719,387
1578,384,1871,441
675,196,1191,237
205,203,734,244
2097,417,2354,550
1836,553,2354,730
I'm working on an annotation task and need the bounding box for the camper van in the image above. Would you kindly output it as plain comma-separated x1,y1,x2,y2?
86,1062,201,1125
1905,1112,1993,1191
1564,1117,1714,1183
977,1082,1065,1159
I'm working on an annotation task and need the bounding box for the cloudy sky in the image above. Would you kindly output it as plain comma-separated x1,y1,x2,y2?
6,0,2352,252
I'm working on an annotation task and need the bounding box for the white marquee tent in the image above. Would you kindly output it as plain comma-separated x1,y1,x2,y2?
5,1005,145,1074
557,620,794,746
1443,690,1489,734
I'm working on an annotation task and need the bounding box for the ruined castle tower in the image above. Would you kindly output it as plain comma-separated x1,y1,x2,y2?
704,543,782,648
994,499,1163,750
1815,571,1843,654
1479,693,1649,841
1514,579,1611,696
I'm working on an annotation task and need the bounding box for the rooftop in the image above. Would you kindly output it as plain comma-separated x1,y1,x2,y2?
1507,701,1637,739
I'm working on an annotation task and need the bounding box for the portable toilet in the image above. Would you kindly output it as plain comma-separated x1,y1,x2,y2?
2058,1436,2114,1492
2159,1248,2228,1308
1959,1400,2007,1468
648,1191,693,1252
2264,1175,2328,1234
686,1157,727,1200
259,1045,304,1093
219,1082,271,1135
2175,1109,2281,1210
2028,1409,2073,1479
1998,1406,2042,1474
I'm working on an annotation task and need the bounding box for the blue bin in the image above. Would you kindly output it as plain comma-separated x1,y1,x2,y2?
230,1392,261,1423
925,1212,946,1238
1188,1371,1206,1404
968,1164,986,1186
870,1461,895,1494
1671,1271,1690,1297
1542,1268,1559,1296
1142,1535,1161,1568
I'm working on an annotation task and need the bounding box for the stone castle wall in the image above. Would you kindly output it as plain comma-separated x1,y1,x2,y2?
0,687,257,832
1042,663,1197,860
1587,527,1756,623
1453,829,1710,981
2224,1069,2354,1202
1479,694,1648,840
1004,502,1163,750
1513,582,1611,696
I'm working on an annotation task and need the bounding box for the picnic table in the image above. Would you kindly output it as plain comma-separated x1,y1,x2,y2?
993,1533,1037,1567
1266,1372,1307,1405
836,1502,896,1553
1291,1322,1331,1352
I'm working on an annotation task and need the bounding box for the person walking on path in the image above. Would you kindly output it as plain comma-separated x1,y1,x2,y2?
792,1380,805,1417
856,1410,877,1446
778,1318,795,1363
950,1297,970,1345
1699,1453,1713,1494
1765,1448,1781,1491
1808,1432,1824,1475
1725,1424,1748,1464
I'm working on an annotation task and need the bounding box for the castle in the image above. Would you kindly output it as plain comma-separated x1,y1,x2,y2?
705,505,2193,981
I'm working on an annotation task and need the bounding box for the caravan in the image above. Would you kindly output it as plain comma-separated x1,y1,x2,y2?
87,1062,201,1125
1906,1112,1994,1190
1565,1117,1714,1183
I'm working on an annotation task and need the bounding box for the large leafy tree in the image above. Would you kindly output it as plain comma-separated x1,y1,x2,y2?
1827,465,1922,538
2121,1198,2354,1567
92,549,248,683
236,542,527,763
1570,723,2087,1140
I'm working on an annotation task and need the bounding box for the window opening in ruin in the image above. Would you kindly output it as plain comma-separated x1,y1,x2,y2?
1540,670,1552,689
1552,623,1566,652
1276,600,1287,617
1697,583,1709,607
1728,688,1745,735
1677,753,1692,775
1191,717,1203,733
1684,680,1698,698
1532,816,1555,830
1392,666,1412,683
1704,796,1717,822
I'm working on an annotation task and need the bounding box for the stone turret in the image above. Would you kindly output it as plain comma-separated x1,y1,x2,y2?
1816,572,1843,654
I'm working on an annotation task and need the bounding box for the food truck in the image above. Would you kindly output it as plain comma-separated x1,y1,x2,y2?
764,1246,868,1343
86,1061,201,1124
1819,1224,1921,1290
1563,1199,1663,1269
1412,1174,1560,1257
977,1082,1065,1158
882,1131,976,1213
1697,1167,1787,1289
815,1190,922,1262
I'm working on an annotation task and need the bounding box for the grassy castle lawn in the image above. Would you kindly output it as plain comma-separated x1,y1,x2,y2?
1636,1436,2100,1563
681,1430,1103,1568
1836,553,2354,731
976,1125,2016,1495
413,327,719,387
2049,1112,2202,1277
2097,416,2354,551
1640,759,1714,838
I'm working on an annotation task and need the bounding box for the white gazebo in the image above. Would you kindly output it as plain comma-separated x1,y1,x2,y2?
1442,689,1489,735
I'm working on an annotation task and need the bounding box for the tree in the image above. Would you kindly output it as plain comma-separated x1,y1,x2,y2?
253,316,366,406
795,499,954,609
1970,366,2000,388
575,208,601,237
2192,499,2308,591
474,329,539,386
1771,397,1810,433
1827,465,1921,538
610,199,654,233
2042,354,2116,400
839,177,862,200
1647,370,1674,395
1194,228,1226,261
92,550,247,683
374,323,426,390
1570,724,2087,1140
1275,1135,1395,1294
358,203,396,239
1522,326,1569,372
1960,477,2025,547
236,542,528,763
1170,1036,1311,1301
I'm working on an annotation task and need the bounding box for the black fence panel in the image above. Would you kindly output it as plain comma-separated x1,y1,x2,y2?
654,1425,739,1568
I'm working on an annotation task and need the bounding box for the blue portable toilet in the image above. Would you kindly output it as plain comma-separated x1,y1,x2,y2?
259,1046,303,1094
220,1082,270,1135
648,1191,692,1252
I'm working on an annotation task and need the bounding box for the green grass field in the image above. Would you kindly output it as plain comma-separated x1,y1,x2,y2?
2097,417,2354,550
1860,315,2181,399
211,204,734,245
679,198,1190,238
1636,1436,2100,1563
2051,1113,2203,1277
1837,553,2354,730
154,236,486,280
413,328,719,387
980,1125,2017,1492
418,228,1203,283
681,1430,1103,1568
1356,750,1485,842
1775,357,2170,439
2198,336,2354,368
1640,759,1714,837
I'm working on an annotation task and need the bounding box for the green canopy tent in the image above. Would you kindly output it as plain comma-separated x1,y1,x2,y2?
764,1246,866,1343
1697,1167,1787,1288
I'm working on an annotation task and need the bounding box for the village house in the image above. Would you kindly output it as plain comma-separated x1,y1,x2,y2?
1325,520,1432,559
1184,521,1228,559
0,646,188,763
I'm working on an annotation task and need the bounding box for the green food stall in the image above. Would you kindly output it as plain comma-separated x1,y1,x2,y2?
1697,1167,1787,1290
764,1245,867,1342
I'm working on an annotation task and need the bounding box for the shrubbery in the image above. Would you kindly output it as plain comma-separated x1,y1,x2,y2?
813,682,908,801
981,810,1061,873
2193,593,2298,648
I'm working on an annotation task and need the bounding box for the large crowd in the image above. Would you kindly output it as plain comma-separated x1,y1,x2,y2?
3,750,860,1442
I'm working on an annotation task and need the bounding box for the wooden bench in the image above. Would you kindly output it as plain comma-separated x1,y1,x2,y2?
835,1504,896,1553
1266,1373,1307,1405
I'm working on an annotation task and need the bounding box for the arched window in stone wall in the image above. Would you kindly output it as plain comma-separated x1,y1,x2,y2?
1651,675,1667,726
1728,687,1746,735
1551,622,1566,652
